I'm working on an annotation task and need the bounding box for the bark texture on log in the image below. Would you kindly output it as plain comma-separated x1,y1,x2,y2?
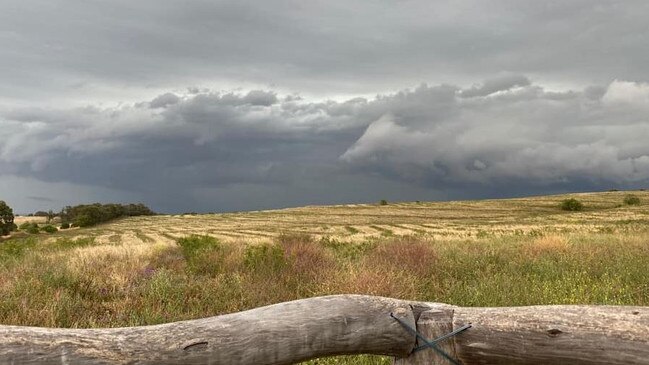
2,295,649,365
0,295,417,365
452,305,649,365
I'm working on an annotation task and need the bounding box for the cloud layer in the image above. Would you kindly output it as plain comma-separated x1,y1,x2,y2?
2,1,649,212
342,79,649,187
2,77,649,212
2,1,649,105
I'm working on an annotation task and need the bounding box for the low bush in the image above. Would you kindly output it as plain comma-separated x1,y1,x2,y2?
279,233,335,281
18,222,32,230
243,243,286,273
176,235,223,276
379,199,388,206
623,194,641,206
20,222,40,234
40,225,57,234
177,235,220,259
60,223,70,229
367,237,437,278
560,198,584,211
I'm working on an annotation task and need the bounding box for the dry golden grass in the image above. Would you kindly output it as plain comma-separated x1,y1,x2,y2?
47,190,649,247
367,237,437,278
63,240,175,287
13,216,47,225
336,266,414,298
523,235,570,258
1,190,648,365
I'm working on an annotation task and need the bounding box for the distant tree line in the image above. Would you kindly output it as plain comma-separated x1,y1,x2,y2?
61,203,156,227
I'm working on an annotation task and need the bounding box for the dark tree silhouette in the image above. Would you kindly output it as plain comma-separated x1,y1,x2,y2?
0,200,16,236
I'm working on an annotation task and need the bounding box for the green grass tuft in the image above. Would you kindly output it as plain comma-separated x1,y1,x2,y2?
560,198,584,211
623,194,641,206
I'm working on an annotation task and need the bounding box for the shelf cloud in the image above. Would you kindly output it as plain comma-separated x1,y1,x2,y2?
2,78,649,212
1,1,648,212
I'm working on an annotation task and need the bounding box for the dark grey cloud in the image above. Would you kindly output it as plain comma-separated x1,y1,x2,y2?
2,78,649,212
2,0,649,105
2,1,649,212
1,88,370,212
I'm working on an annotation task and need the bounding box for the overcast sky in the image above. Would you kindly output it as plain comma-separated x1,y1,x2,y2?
2,0,649,213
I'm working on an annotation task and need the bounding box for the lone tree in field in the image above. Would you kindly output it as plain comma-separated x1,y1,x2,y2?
0,200,16,236
46,210,56,223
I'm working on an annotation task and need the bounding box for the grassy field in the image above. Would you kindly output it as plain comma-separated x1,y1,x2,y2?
1,190,648,364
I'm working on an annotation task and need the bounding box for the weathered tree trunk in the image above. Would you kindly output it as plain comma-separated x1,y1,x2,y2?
0,295,418,365
1,295,648,364
398,304,649,365
453,305,649,364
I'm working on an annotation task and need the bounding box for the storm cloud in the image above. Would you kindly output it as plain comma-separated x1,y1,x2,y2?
342,79,649,186
1,1,649,212
3,0,649,105
2,77,649,212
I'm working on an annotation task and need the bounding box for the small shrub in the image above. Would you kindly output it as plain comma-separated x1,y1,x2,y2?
279,233,334,281
18,222,32,230
176,235,223,275
21,222,40,234
243,243,286,273
379,199,388,206
27,226,40,234
147,246,186,272
176,235,220,259
40,225,57,234
560,198,584,211
623,194,641,206
60,223,70,229
368,237,437,278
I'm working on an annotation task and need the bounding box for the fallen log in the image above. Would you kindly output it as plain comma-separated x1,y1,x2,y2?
0,295,420,364
0,294,648,364
396,304,649,365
